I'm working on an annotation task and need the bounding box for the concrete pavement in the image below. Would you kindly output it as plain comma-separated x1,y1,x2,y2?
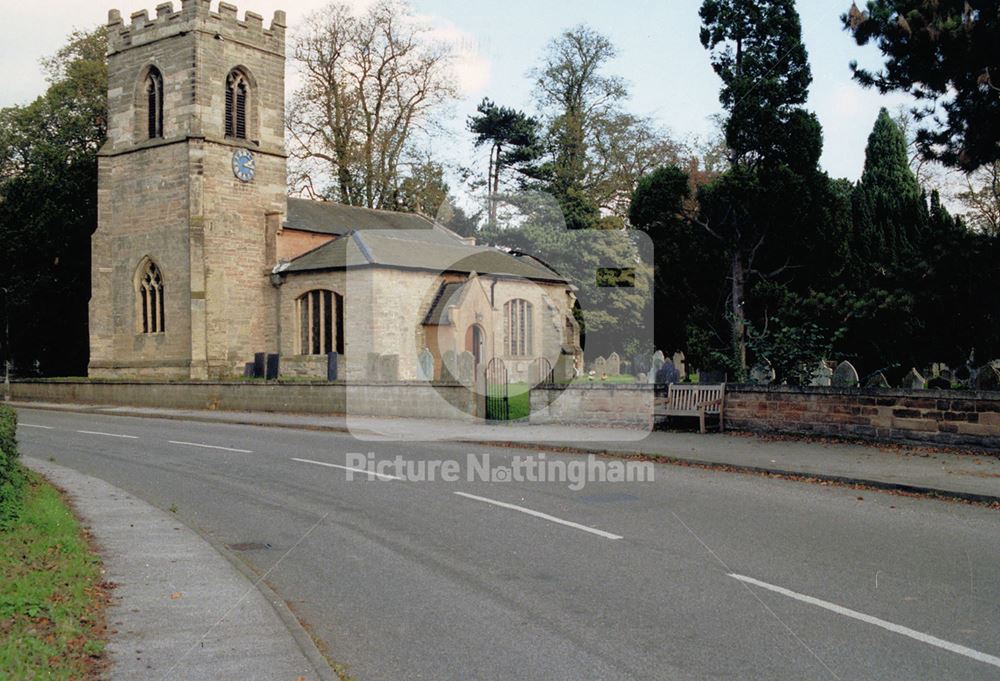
14,406,1000,680
25,457,333,681
12,400,1000,503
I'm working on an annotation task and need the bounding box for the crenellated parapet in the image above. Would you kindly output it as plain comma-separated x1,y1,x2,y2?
107,1,286,55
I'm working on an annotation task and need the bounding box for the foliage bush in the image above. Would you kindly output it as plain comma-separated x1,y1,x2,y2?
0,405,24,529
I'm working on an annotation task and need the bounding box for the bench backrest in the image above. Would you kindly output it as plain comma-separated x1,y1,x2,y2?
666,384,725,414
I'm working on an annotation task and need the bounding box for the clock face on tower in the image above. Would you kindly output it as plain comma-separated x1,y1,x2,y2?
232,149,255,182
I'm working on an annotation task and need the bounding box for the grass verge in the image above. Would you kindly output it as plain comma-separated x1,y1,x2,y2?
0,470,110,679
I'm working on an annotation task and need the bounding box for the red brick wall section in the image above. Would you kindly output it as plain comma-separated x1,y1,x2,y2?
725,386,1000,450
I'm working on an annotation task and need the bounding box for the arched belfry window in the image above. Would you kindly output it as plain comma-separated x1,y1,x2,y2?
137,259,165,334
145,67,164,139
297,290,344,355
225,70,250,139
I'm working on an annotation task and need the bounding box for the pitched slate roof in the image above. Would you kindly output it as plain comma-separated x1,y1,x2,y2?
279,199,567,283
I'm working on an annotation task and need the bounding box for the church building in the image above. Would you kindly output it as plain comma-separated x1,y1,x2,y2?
89,1,582,383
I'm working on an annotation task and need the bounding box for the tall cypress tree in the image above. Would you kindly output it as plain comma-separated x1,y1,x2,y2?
851,108,924,273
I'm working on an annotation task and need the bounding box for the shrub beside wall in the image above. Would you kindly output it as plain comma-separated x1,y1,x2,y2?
0,405,24,528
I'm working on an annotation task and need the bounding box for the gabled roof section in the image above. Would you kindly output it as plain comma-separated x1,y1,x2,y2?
285,198,463,246
282,224,567,283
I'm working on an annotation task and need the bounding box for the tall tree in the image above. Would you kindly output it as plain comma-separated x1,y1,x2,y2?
0,28,107,376
697,0,819,374
530,25,679,227
467,99,541,227
844,1,1000,171
851,108,925,272
287,0,458,209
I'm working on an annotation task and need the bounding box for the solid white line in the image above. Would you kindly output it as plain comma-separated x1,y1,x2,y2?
169,440,253,454
290,457,402,481
454,491,623,540
729,573,1000,670
76,430,138,440
19,424,54,430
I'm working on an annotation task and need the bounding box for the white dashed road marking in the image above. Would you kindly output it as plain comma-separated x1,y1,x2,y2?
76,430,139,440
19,424,55,430
454,491,623,540
291,457,403,481
729,573,1000,670
169,441,253,454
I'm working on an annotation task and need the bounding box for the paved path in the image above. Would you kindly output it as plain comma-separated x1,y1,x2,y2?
13,401,1000,502
25,457,331,681
14,406,1000,681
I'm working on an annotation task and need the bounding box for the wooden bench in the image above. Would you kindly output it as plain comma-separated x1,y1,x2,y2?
656,384,725,433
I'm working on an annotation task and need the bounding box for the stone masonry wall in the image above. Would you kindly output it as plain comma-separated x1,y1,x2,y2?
530,384,655,428
725,386,1000,449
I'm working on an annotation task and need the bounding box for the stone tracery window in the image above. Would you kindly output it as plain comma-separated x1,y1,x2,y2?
225,69,250,139
297,290,344,355
145,67,164,139
504,299,533,357
138,259,165,334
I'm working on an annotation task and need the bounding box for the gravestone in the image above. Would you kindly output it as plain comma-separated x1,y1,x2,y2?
457,351,475,385
832,360,859,388
265,353,280,381
327,352,339,381
417,348,434,382
865,371,890,388
810,361,833,387
903,368,926,390
656,360,680,386
607,352,621,377
954,365,971,389
649,352,665,384
593,356,607,376
975,364,1000,391
926,375,951,390
672,352,686,380
366,352,381,380
749,361,775,386
243,363,255,378
440,350,457,383
632,353,650,376
253,352,267,379
378,354,399,382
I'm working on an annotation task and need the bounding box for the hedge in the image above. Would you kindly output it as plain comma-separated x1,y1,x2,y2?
0,405,24,529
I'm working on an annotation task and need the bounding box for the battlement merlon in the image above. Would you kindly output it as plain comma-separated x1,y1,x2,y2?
106,2,286,56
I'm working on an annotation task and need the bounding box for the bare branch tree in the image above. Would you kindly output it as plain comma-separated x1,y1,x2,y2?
287,0,458,209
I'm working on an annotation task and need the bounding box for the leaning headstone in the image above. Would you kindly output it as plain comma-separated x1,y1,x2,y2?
975,364,1000,391
607,352,621,377
749,361,776,386
416,348,434,382
366,352,381,380
378,354,399,382
672,352,686,380
832,360,859,388
927,375,951,390
865,371,890,389
593,355,607,376
457,351,475,385
810,361,833,387
903,368,926,390
440,350,457,383
656,360,680,386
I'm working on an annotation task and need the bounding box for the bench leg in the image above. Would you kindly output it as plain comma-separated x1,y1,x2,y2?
719,410,725,433
699,408,706,434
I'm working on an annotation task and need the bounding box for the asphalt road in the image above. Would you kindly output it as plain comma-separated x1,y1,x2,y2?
14,406,1000,681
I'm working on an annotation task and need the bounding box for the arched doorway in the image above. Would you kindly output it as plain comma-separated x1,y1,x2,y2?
465,324,484,366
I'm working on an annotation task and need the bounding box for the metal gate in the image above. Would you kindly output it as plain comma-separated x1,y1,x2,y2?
485,358,509,421
531,357,554,385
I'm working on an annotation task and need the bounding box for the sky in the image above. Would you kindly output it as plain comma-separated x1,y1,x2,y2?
0,0,914,184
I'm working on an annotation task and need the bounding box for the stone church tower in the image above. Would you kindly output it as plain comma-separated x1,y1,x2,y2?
89,1,287,379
